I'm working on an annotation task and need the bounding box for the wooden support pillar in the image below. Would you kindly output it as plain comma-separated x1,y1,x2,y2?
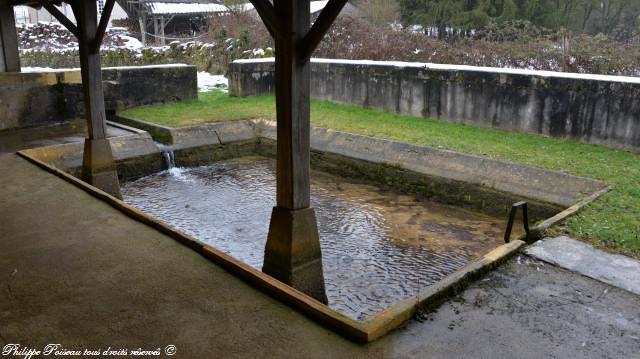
261,0,327,303
0,1,21,72
250,0,346,302
74,0,122,198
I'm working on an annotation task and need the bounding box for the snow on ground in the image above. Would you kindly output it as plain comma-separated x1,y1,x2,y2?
115,35,143,50
198,72,228,93
18,22,144,53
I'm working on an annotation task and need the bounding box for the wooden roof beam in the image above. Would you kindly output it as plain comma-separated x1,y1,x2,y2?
298,0,348,62
36,0,78,37
93,0,116,52
249,0,283,39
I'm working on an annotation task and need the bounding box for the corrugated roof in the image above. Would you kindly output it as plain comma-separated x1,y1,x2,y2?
146,2,228,15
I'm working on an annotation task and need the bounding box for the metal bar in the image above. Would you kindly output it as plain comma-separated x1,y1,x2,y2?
504,201,530,243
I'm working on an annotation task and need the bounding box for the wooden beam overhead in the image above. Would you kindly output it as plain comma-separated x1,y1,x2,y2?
249,0,283,39
93,0,116,52
36,0,78,37
299,0,348,62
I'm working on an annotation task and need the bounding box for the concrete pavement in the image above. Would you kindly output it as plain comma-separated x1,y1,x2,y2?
1,153,639,358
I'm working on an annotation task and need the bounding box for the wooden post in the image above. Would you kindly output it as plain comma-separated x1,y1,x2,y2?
252,0,347,303
74,0,122,198
261,0,326,303
0,1,21,72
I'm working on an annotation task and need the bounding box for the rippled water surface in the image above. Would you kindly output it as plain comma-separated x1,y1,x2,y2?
122,157,508,320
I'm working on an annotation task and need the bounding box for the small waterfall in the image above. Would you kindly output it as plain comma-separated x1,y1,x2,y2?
156,142,176,170
156,143,190,181
162,149,176,170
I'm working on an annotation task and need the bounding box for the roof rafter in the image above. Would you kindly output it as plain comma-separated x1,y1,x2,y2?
35,0,78,37
93,0,116,52
249,0,283,40
298,0,348,62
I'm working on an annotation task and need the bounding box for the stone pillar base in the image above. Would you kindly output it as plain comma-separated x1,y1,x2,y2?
82,138,122,199
263,207,328,304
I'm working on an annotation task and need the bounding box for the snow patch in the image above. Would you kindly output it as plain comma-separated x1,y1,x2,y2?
198,72,228,93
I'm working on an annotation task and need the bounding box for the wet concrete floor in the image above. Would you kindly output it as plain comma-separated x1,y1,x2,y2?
1,153,639,358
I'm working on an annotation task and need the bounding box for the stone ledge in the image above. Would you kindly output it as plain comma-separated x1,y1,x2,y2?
0,65,197,131
526,236,640,296
251,119,608,208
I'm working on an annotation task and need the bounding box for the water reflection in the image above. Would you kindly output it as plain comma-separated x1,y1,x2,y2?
122,157,507,320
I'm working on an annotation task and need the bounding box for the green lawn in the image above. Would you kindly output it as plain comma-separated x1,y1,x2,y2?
121,91,640,258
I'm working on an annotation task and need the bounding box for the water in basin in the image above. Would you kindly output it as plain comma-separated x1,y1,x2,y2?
122,156,509,320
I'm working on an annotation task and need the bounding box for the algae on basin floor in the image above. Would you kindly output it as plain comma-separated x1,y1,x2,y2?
122,157,512,320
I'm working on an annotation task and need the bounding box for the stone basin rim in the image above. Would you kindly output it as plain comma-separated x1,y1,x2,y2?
17,151,525,342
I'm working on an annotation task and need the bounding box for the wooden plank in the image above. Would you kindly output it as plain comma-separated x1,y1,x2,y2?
299,0,348,62
0,0,21,72
74,0,108,140
273,0,312,210
249,0,283,39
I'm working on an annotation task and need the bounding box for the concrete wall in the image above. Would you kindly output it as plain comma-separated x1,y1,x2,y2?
229,59,640,152
0,64,197,131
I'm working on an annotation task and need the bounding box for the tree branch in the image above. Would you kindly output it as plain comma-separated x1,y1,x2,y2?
249,0,283,39
93,0,116,52
37,0,78,37
298,0,347,62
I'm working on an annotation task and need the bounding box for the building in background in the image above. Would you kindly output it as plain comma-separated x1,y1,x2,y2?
13,1,128,26
12,0,362,46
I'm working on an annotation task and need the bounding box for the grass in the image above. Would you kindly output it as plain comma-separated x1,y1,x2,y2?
121,91,640,258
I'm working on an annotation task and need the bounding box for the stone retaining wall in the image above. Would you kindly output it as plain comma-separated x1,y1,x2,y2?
229,59,640,152
0,64,197,131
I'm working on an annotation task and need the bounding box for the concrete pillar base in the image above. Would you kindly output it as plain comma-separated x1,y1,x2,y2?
263,207,328,304
82,138,122,199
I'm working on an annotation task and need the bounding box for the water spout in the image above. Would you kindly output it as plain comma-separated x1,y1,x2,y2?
162,149,176,170
155,142,176,170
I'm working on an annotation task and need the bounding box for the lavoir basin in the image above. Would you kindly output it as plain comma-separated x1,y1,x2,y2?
123,157,514,320
20,119,610,341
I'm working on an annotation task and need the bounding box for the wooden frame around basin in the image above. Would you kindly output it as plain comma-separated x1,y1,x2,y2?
17,150,609,342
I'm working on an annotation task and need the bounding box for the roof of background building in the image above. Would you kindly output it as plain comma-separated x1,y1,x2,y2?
235,1,330,15
144,2,228,15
